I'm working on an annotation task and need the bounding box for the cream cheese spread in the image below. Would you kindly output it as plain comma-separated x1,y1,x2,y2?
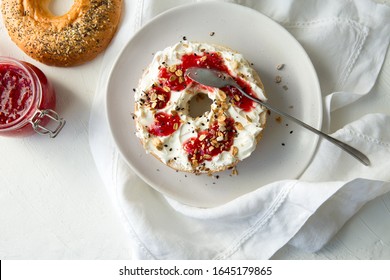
133,41,267,173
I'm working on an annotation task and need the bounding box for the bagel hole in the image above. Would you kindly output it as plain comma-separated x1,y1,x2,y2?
188,93,213,118
47,0,74,16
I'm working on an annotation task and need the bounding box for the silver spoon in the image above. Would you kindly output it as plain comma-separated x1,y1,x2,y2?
185,67,370,166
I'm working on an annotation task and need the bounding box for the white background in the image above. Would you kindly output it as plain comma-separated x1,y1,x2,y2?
0,0,390,259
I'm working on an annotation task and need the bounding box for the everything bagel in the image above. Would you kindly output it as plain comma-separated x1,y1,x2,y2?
1,0,122,66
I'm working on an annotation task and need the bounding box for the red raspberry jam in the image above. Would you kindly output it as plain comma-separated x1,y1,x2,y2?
0,57,65,137
183,118,236,165
148,112,181,137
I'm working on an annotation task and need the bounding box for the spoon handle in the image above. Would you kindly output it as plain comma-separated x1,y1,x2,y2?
236,87,371,166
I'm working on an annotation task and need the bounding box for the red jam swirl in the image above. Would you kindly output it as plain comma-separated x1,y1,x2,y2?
183,118,236,165
148,112,181,137
0,58,56,137
144,85,171,109
0,65,33,125
181,52,229,73
159,66,187,92
221,76,256,112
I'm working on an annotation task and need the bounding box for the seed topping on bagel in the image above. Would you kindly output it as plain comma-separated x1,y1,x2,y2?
1,0,122,66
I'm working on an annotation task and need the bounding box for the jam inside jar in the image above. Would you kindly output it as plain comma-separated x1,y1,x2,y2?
0,57,65,137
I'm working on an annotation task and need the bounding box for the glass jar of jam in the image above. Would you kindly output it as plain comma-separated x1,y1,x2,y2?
0,57,65,138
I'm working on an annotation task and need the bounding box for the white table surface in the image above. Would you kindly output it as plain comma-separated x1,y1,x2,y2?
1,1,390,260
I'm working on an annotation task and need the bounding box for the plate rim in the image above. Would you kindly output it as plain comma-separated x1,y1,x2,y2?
105,1,323,207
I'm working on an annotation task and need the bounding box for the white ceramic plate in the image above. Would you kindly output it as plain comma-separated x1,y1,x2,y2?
106,2,322,207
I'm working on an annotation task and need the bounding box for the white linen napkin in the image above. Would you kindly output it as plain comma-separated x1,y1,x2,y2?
89,0,390,259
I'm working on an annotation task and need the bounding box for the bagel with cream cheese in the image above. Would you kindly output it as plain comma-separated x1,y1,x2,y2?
134,41,267,174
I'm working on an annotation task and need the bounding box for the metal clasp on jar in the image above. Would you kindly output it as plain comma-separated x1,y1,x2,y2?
30,109,66,138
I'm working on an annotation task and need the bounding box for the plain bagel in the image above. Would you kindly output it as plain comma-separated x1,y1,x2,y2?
1,0,122,66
